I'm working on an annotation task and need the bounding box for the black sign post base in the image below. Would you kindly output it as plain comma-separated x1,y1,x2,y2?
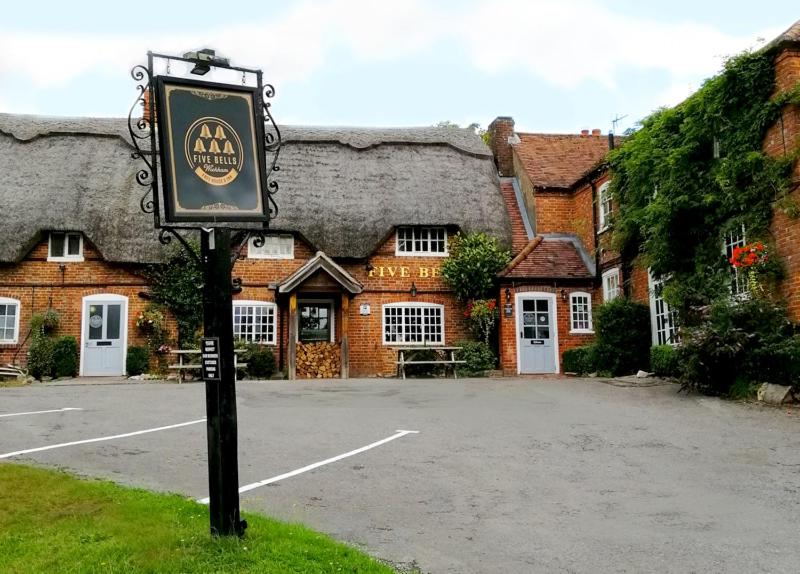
201,228,246,537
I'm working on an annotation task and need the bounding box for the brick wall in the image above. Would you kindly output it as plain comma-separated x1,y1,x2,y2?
766,46,800,321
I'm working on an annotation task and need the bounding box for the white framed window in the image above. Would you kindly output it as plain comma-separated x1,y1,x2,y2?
0,297,21,344
396,227,448,256
648,273,679,346
597,182,613,231
48,232,83,262
382,303,444,345
569,292,593,333
232,301,277,344
248,234,294,259
723,225,748,299
602,268,621,301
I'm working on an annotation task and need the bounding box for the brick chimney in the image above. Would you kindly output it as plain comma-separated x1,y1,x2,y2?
591,128,601,136
580,129,589,137
488,116,516,176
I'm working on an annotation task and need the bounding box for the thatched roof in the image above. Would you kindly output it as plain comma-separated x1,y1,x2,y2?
0,114,510,263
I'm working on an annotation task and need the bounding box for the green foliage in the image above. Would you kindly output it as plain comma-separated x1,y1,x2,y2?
27,334,55,380
136,303,169,352
464,299,499,344
441,232,511,301
678,298,800,395
29,309,60,335
650,345,678,378
609,50,797,313
126,346,150,376
51,336,77,378
455,341,496,375
243,344,277,379
562,345,597,375
594,298,652,376
146,242,203,346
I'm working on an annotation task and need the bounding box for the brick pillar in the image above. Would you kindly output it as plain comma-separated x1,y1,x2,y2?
488,116,516,176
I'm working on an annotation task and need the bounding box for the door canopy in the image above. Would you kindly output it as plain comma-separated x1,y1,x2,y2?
278,251,363,295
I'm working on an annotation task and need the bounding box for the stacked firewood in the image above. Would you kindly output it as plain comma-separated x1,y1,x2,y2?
296,342,340,378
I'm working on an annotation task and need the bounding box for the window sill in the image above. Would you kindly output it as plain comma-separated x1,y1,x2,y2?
247,254,294,260
382,342,445,346
569,329,594,335
394,251,448,257
597,226,612,235
47,256,84,263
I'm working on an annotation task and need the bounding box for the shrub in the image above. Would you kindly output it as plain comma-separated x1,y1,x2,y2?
650,345,678,378
29,309,60,335
456,341,496,375
563,345,597,375
126,346,150,376
245,345,277,380
52,336,78,378
594,298,651,376
441,232,511,301
679,298,800,394
27,335,55,380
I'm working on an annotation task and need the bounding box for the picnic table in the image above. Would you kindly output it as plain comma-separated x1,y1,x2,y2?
168,349,247,383
392,346,465,380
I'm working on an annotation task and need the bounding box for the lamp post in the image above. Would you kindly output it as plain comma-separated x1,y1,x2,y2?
128,49,281,537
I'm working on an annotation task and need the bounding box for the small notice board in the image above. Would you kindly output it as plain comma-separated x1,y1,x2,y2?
201,337,221,381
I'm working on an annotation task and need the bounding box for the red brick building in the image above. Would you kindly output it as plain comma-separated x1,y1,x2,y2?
0,117,511,377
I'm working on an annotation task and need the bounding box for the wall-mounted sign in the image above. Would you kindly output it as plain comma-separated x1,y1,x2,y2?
155,76,269,223
359,303,371,316
201,337,221,381
367,266,441,279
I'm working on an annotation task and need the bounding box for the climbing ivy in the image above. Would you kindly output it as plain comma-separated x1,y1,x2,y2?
608,49,800,316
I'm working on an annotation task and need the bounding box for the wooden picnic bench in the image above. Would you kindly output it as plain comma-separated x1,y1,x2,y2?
168,349,248,383
393,346,465,380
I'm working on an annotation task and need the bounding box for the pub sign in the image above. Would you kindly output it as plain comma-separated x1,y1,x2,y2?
154,76,269,223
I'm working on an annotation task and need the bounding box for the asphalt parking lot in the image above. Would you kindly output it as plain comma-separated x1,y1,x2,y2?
1,377,799,573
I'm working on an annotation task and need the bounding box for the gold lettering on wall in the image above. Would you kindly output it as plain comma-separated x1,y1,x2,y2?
366,265,441,280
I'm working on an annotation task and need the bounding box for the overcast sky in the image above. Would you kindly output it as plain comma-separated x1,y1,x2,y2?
1,1,797,134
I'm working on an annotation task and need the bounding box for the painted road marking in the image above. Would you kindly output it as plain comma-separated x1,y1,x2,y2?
198,429,420,504
0,418,206,460
0,407,83,419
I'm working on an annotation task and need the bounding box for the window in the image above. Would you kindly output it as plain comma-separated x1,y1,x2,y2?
648,273,679,346
602,268,621,301
0,297,21,344
396,227,447,256
299,301,334,343
48,232,83,261
598,182,612,231
232,301,276,344
723,225,748,298
248,234,294,259
383,303,444,345
569,292,593,333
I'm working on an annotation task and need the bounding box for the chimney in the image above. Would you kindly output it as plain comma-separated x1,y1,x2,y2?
580,129,589,137
488,116,516,176
591,128,601,136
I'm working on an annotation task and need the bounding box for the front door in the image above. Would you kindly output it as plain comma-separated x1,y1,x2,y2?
82,296,127,376
517,295,557,374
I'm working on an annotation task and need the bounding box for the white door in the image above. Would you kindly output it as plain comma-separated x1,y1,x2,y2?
82,296,127,376
517,294,558,374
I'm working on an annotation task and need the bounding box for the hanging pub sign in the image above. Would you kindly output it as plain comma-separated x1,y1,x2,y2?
154,76,269,223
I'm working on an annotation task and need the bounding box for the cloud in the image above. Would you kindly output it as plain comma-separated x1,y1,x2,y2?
0,0,781,112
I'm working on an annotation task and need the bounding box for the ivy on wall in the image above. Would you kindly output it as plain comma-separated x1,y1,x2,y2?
608,49,800,315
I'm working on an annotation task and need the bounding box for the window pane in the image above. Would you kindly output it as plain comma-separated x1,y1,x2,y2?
50,233,65,257
106,304,121,340
67,234,81,256
88,304,104,340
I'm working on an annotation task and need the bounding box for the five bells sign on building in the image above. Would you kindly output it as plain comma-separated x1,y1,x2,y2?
128,48,281,537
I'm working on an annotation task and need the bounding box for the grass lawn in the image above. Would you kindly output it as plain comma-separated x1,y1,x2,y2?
0,463,396,573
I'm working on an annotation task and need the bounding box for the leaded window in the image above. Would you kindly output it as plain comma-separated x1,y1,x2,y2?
0,298,20,343
248,234,294,259
233,301,276,344
569,292,593,333
598,182,613,230
396,227,447,255
723,225,748,298
602,268,620,301
648,274,679,346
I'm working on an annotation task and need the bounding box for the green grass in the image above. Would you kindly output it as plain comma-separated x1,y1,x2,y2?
0,463,395,573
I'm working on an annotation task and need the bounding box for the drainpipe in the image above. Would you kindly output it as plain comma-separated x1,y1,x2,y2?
590,178,600,280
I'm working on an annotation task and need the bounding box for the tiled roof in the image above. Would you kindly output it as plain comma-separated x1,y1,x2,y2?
513,133,620,189
500,236,594,280
499,179,530,252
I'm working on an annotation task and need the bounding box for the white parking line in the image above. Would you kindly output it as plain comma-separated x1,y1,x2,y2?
0,418,206,460
198,429,420,504
0,407,83,419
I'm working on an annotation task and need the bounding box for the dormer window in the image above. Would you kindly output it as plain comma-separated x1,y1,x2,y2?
396,226,447,256
248,234,294,259
48,232,83,262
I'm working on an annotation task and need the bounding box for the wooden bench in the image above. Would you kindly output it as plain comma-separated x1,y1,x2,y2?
393,346,465,380
168,350,247,383
0,364,25,379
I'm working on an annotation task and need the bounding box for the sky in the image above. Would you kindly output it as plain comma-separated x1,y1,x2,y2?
0,1,797,134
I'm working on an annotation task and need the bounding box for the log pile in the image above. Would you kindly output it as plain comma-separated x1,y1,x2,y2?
296,342,341,378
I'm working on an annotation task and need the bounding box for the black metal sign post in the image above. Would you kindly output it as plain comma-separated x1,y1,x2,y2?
128,49,281,538
201,228,244,536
